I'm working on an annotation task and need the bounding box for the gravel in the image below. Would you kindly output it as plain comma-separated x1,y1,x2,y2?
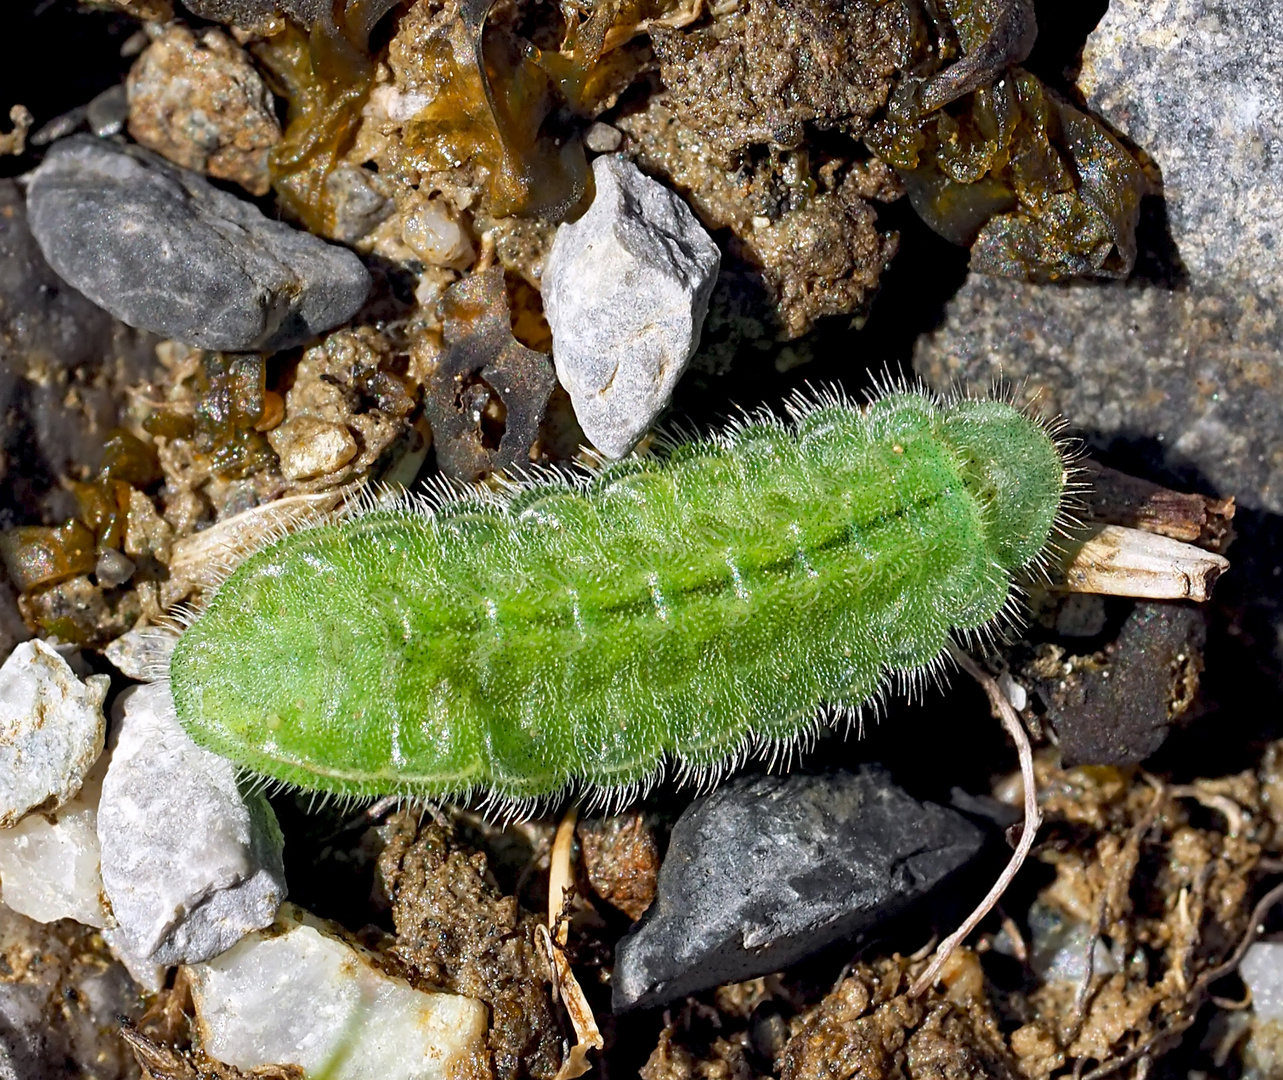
0,905,141,1080
96,682,286,969
543,155,720,458
25,136,371,352
612,767,985,1011
0,754,109,928
188,904,490,1080
0,639,108,828
1080,0,1283,299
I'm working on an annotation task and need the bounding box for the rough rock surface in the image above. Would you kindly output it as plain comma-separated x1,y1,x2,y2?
613,767,985,1011
127,23,281,196
180,0,329,30
650,0,901,153
188,905,489,1080
0,754,109,928
378,819,562,1080
916,0,1283,515
619,98,900,343
1080,0,1283,296
543,155,719,458
0,640,108,828
915,280,1283,512
0,905,141,1080
96,682,286,968
26,136,370,352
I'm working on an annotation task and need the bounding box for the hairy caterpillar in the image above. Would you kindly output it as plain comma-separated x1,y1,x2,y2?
169,386,1070,812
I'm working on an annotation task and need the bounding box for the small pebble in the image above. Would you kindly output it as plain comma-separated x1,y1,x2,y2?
102,627,175,682
0,755,109,928
612,767,984,1011
188,904,490,1080
1242,942,1283,1022
267,415,359,480
0,904,142,1080
401,195,474,268
96,682,286,968
26,136,370,352
325,163,395,243
583,121,623,153
85,84,129,138
542,155,720,458
126,24,281,196
0,639,108,828
94,548,135,588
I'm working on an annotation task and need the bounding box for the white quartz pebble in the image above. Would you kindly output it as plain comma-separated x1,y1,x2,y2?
188,905,490,1080
0,639,108,828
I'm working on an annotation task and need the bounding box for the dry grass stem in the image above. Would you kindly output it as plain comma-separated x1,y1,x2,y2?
1057,524,1229,601
910,645,1041,996
545,806,603,1080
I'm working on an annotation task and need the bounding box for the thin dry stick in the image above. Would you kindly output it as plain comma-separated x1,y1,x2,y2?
909,645,1042,997
543,806,603,1080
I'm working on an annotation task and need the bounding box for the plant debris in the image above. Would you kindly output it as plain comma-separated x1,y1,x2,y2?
424,265,557,481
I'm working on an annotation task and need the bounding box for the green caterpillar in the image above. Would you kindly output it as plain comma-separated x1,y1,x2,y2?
169,387,1069,811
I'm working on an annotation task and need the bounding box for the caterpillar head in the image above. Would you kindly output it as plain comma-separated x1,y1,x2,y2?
939,397,1068,573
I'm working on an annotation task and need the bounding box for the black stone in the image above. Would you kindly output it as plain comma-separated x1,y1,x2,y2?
612,767,985,1011
1038,600,1207,767
25,137,370,353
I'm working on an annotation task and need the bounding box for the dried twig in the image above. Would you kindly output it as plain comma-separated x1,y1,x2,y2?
543,806,603,1080
1082,461,1235,553
1055,524,1229,601
910,645,1041,996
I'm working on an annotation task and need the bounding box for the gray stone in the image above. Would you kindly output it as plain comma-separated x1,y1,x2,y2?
1080,0,1283,300
915,0,1283,514
86,85,128,139
181,0,397,34
26,136,370,352
0,640,108,828
612,767,985,1011
913,280,1283,513
96,682,286,968
543,155,720,458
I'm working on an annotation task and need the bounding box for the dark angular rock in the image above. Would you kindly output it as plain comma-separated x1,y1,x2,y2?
612,767,985,1012
25,136,370,352
1035,601,1207,767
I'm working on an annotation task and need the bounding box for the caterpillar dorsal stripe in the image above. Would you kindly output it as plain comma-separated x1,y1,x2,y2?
168,385,1070,814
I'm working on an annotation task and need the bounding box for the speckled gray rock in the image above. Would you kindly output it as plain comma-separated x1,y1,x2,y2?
915,281,1283,512
26,136,370,352
96,682,286,968
916,0,1283,515
181,0,396,31
0,640,108,828
1081,0,1283,299
612,768,984,1011
543,155,720,458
